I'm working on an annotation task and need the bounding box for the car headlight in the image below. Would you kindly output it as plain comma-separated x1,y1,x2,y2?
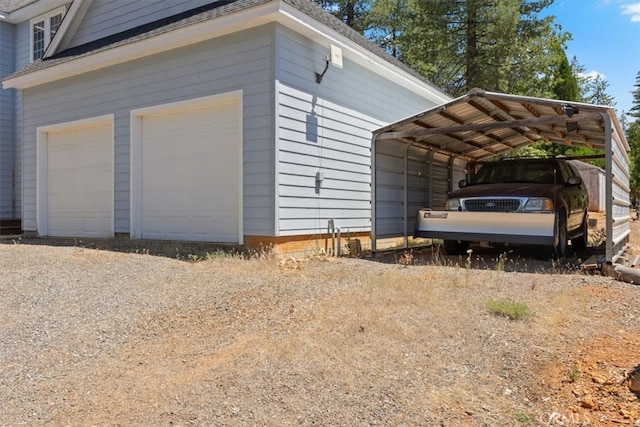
445,198,461,211
524,198,554,212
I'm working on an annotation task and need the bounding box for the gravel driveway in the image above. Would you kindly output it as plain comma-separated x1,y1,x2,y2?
1,240,639,426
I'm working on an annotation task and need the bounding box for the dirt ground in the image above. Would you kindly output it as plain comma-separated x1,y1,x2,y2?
0,216,639,426
528,216,640,426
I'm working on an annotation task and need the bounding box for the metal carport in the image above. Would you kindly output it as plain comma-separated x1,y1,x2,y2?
371,88,631,263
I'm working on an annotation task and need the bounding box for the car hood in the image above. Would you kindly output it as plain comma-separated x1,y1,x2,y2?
449,183,561,199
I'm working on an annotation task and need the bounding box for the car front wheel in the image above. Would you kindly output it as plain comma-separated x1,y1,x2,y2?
443,240,470,256
553,214,568,259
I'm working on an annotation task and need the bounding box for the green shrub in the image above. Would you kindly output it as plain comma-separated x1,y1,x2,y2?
485,298,530,320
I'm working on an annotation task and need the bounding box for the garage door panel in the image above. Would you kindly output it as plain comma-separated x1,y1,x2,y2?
46,123,113,238
143,188,238,212
139,99,241,243
142,215,238,242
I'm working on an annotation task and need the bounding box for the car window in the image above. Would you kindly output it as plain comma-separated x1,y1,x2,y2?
564,162,581,179
518,162,558,184
471,161,561,184
557,161,574,182
471,163,512,184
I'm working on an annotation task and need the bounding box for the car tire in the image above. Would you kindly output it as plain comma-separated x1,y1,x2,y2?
570,214,589,250
552,214,568,259
443,240,469,255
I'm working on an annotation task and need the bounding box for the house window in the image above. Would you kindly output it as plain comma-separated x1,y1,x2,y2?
30,7,65,61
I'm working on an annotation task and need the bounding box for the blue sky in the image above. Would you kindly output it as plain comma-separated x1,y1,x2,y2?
545,0,640,116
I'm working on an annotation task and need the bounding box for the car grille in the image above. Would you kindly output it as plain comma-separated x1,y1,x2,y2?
463,198,521,212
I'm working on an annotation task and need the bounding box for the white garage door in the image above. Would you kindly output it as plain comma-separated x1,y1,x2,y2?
139,98,241,243
46,122,113,237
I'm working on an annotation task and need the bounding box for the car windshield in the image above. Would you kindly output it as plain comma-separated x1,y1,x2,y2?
470,161,562,185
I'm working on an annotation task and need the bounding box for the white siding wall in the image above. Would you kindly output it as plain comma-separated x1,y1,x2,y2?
21,25,275,235
275,25,440,236
67,0,215,49
13,20,32,221
0,21,15,218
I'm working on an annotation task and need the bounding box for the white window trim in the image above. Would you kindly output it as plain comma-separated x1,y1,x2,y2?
29,6,65,62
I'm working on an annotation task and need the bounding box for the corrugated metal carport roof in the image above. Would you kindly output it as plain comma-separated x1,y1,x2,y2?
374,88,628,160
371,88,631,263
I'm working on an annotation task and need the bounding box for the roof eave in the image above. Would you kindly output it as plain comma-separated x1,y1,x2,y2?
3,1,281,89
1,0,67,23
277,1,449,103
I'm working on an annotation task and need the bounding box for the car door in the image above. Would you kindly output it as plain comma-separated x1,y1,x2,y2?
561,162,588,230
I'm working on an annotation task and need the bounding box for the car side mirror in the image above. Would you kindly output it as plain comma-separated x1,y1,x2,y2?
458,179,468,188
566,176,582,186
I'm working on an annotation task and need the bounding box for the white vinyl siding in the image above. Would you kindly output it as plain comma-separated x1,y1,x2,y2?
67,0,214,49
275,26,439,236
0,21,16,219
21,25,275,236
20,20,445,241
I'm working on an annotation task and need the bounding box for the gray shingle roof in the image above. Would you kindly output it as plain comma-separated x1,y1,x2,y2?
6,0,442,93
0,0,37,14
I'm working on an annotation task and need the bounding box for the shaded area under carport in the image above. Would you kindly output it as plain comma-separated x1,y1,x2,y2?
371,88,630,264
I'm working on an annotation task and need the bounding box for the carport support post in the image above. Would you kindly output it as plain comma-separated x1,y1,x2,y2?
371,134,378,253
402,142,411,249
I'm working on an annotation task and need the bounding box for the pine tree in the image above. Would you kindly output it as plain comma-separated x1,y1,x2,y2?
314,0,370,32
396,0,568,97
629,70,640,121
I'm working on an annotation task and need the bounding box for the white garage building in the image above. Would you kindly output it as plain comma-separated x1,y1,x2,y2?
3,0,450,253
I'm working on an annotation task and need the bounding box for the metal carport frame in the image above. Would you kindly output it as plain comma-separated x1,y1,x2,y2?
371,88,631,263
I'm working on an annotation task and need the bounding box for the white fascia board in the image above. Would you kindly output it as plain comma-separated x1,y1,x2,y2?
3,0,68,23
3,2,281,89
275,3,450,104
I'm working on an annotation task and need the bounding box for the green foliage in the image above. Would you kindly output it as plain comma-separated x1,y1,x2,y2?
485,298,530,320
494,144,551,160
584,74,616,106
563,146,605,168
550,48,580,101
627,121,640,200
567,365,580,383
366,0,410,57
629,70,640,121
315,0,370,32
515,412,534,424
397,0,568,97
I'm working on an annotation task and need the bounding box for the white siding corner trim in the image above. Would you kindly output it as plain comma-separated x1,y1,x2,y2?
36,114,115,237
130,91,244,244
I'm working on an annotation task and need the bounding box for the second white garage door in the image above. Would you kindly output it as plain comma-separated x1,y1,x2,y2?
136,95,242,243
